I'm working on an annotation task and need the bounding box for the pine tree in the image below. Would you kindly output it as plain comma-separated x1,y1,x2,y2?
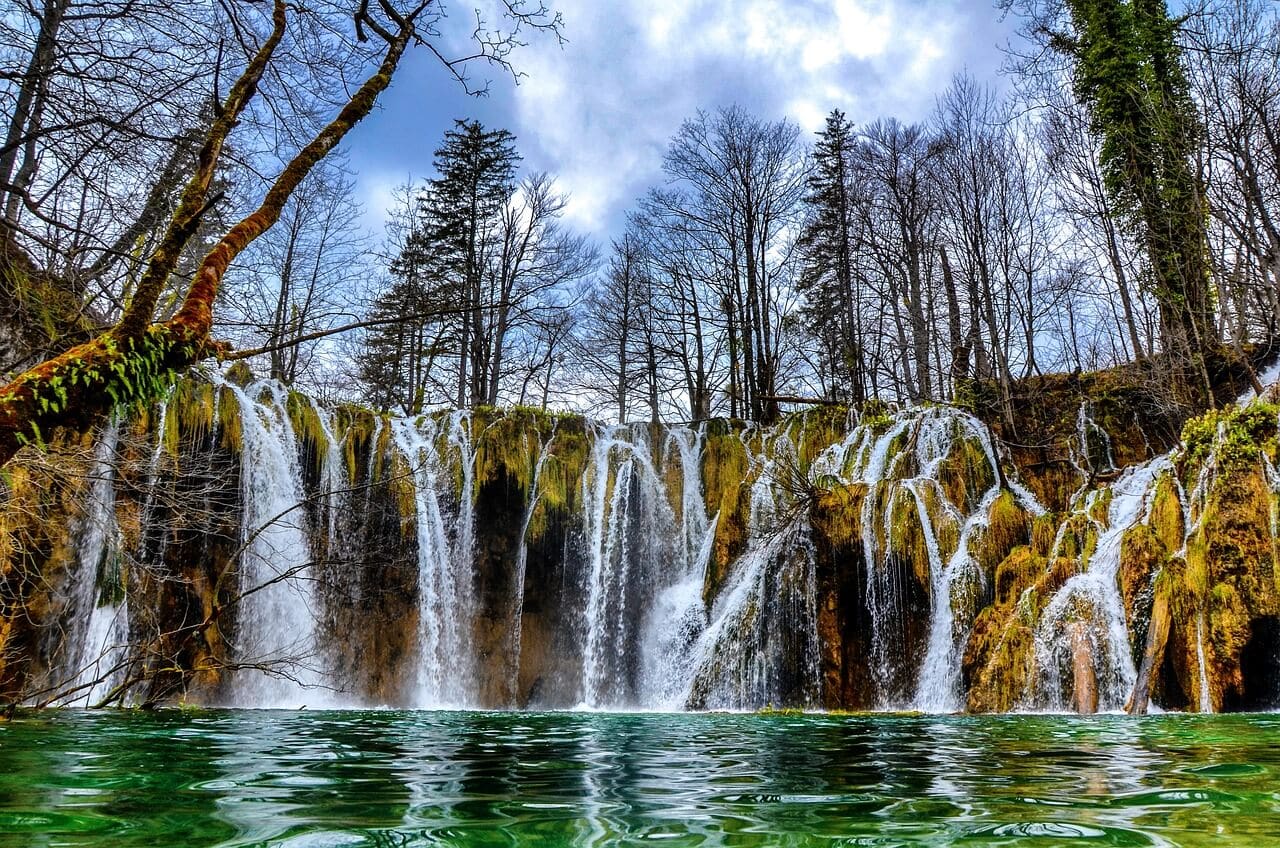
358,120,521,410
416,120,520,407
798,110,867,404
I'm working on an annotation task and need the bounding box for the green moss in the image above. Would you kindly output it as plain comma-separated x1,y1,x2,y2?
975,491,1030,572
1030,512,1059,557
886,488,930,591
224,361,254,386
1181,400,1280,475
784,405,849,471
1118,524,1168,646
857,399,894,433
335,405,379,484
1087,487,1113,526
703,423,752,585
1147,472,1184,553
528,418,590,540
936,432,997,514
285,390,328,480
1052,511,1097,563
216,386,241,454
473,410,539,495
993,546,1044,606
810,483,866,549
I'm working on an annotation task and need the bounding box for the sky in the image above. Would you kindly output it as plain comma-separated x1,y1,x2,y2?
343,0,1021,241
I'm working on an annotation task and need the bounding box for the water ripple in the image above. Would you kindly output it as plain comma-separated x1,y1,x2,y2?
1,711,1279,846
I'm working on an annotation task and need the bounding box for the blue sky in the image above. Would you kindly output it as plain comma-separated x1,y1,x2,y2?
342,0,1020,239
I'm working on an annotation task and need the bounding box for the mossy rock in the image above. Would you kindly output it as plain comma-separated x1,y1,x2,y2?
1181,463,1280,709
993,546,1044,607
1118,524,1168,654
702,425,753,597
1147,472,1184,553
1030,512,1059,557
1181,400,1280,477
935,432,996,514
886,487,940,594
786,405,850,471
810,483,867,550
963,601,1037,713
973,490,1031,573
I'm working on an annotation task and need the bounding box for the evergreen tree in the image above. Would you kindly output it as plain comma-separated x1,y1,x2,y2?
415,120,520,407
797,110,867,405
358,120,521,410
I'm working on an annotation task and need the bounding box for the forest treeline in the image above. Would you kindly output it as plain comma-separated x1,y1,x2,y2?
0,0,1277,454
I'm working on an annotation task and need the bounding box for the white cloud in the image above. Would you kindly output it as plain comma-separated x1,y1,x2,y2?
379,1,1009,238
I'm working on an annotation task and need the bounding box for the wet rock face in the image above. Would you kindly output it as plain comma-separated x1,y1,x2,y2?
0,430,97,699
7,377,1280,714
316,424,418,707
470,467,532,707
132,422,243,704
811,500,876,709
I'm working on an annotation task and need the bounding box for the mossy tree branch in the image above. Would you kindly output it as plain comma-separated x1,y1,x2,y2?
0,2,428,467
112,0,289,342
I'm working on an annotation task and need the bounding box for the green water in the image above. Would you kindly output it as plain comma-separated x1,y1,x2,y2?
1,711,1278,846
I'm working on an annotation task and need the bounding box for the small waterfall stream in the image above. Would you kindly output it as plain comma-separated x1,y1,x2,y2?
227,381,329,707
58,421,127,706
685,425,820,710
1032,455,1173,712
640,428,717,708
1195,612,1213,713
577,423,713,708
390,411,477,708
507,430,550,704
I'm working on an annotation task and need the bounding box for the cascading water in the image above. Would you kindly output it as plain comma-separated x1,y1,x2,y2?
507,430,550,703
1195,612,1213,713
915,410,1044,711
227,380,329,708
1032,455,1173,712
578,423,711,708
683,425,817,710
639,427,717,709
799,406,1041,711
56,421,127,706
310,397,345,551
1075,401,1117,475
390,411,478,708
40,368,1280,715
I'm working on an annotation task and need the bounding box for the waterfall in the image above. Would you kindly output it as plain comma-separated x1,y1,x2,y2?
913,409,1046,711
640,427,716,709
227,381,328,708
508,430,550,704
57,421,127,706
43,370,1277,715
855,417,913,702
1075,401,1116,474
684,425,820,710
310,397,345,551
914,486,998,712
578,423,695,708
800,406,1038,711
1195,611,1213,713
1032,455,1173,711
390,411,478,707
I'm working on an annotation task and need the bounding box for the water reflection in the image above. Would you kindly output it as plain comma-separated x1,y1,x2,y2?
1,711,1279,846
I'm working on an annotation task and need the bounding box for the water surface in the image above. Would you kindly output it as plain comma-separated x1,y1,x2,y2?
1,710,1277,846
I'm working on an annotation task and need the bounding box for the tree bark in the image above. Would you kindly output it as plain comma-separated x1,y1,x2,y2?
0,4,418,466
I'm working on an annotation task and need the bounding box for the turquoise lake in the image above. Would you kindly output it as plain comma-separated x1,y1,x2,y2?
2,710,1279,846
